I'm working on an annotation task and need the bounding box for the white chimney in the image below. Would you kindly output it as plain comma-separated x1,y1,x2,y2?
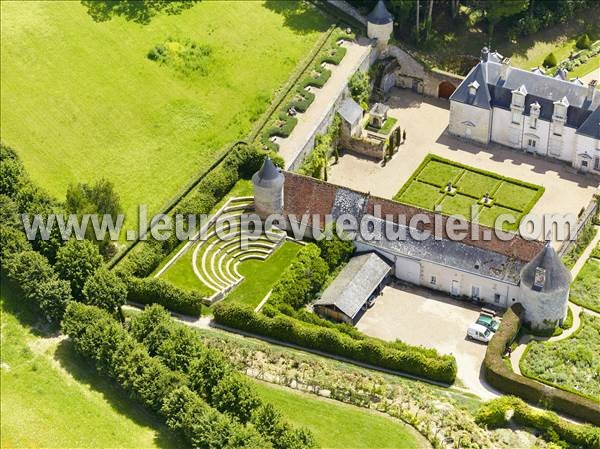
587,80,597,103
500,58,511,81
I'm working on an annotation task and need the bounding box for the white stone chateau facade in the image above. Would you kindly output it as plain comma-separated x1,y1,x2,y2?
449,48,600,175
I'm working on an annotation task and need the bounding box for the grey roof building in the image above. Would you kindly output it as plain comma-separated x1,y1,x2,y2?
314,252,392,324
449,48,599,174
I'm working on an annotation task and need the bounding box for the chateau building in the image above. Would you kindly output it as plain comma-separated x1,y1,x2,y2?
449,48,600,174
253,159,571,330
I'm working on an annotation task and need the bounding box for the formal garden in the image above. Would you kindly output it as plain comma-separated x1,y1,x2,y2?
393,154,544,230
520,314,600,402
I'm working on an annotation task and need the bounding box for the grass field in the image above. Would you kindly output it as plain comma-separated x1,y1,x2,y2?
251,381,425,449
520,314,600,401
0,1,330,225
394,154,544,231
1,278,182,449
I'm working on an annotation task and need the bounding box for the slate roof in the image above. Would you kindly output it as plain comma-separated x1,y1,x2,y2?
314,252,392,319
450,57,600,129
338,98,363,125
520,242,571,293
252,157,282,187
367,0,393,25
576,105,600,138
357,218,524,284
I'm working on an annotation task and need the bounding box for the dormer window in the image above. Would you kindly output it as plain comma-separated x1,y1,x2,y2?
468,80,479,97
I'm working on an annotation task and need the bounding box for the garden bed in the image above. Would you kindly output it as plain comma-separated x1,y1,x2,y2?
393,154,544,231
520,314,600,402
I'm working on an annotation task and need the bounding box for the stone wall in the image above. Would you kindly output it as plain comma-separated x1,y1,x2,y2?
340,133,385,160
382,45,464,98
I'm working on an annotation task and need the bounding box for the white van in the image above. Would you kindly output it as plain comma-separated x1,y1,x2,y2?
467,323,493,343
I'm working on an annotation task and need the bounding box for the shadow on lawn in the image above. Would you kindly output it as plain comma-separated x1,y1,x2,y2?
53,340,185,449
263,0,331,35
1,275,183,449
80,0,201,25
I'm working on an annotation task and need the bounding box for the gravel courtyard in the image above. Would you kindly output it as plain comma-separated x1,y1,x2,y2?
329,88,599,242
356,282,498,399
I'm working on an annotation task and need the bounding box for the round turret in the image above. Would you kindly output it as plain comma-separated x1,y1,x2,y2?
252,157,284,219
367,0,394,51
518,242,571,330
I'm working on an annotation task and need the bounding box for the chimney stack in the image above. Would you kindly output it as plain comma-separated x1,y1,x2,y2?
500,58,511,81
480,47,489,62
587,80,597,103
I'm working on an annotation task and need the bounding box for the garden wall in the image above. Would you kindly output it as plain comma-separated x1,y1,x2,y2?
340,133,385,160
286,45,377,171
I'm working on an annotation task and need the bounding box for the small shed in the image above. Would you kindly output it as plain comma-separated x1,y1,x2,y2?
338,97,364,138
369,102,389,128
314,252,392,325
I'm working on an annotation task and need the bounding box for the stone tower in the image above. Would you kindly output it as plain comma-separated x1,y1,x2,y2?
252,157,284,219
367,0,394,51
518,242,571,330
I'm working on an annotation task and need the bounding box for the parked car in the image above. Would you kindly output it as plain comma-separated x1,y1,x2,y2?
467,323,493,343
476,313,500,332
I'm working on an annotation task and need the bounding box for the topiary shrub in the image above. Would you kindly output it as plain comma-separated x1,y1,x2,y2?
543,52,558,68
576,33,592,50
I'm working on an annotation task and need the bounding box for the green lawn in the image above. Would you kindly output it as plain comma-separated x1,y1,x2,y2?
251,381,425,449
394,154,544,231
520,314,600,401
0,0,329,226
226,241,303,308
569,257,600,313
1,278,182,449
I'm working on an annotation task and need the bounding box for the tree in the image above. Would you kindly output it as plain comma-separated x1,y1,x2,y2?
5,250,54,292
82,267,127,321
475,0,528,42
0,224,31,262
211,372,261,423
316,224,355,271
426,0,434,41
348,71,370,107
544,52,558,68
29,277,72,324
576,33,592,50
66,178,122,255
55,239,103,298
0,143,25,198
415,0,420,43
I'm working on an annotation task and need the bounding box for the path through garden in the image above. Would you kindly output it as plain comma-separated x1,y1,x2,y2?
278,38,372,169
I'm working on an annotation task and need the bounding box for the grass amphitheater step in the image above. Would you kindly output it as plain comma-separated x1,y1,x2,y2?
188,200,288,304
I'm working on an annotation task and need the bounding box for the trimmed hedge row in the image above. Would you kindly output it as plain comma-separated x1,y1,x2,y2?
129,305,316,449
213,301,457,384
62,303,271,449
476,396,600,449
125,276,203,316
259,28,353,152
483,304,600,425
269,243,328,310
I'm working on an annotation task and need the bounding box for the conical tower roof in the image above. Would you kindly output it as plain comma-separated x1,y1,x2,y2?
252,157,283,187
520,241,571,293
368,0,393,25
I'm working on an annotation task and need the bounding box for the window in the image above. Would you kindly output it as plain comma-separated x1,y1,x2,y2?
511,112,520,124
494,293,501,304
471,286,480,299
594,157,600,171
528,139,536,148
530,118,537,129
430,275,437,285
582,160,588,168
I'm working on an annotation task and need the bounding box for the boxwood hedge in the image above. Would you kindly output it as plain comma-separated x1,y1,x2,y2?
125,276,203,316
476,396,600,449
483,304,600,425
213,301,457,384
